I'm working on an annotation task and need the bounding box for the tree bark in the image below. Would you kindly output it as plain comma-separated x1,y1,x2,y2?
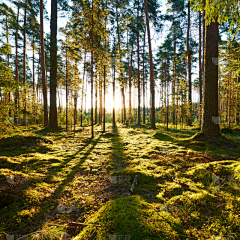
14,3,20,125
40,0,48,127
172,21,176,126
236,76,240,125
143,27,146,124
95,75,98,125
99,71,102,125
66,53,68,132
103,65,106,132
129,42,133,122
81,54,86,127
137,2,141,125
144,0,155,129
199,11,203,113
201,19,220,136
113,64,116,128
91,0,94,138
187,1,192,125
123,85,126,122
49,0,58,128
32,36,36,123
22,0,28,126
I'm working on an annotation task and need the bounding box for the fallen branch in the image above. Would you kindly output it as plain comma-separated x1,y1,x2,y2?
130,175,139,194
49,224,76,229
70,222,101,227
87,231,97,240
50,222,101,228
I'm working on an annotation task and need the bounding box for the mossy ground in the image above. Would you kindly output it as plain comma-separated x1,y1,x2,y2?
0,124,240,239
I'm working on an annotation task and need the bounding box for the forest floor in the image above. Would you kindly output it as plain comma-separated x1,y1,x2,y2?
0,123,240,240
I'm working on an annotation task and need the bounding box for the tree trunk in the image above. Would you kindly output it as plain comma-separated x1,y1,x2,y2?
91,0,94,138
187,1,192,125
137,2,141,125
237,76,240,125
143,27,146,124
81,54,86,127
22,0,28,126
113,64,116,128
74,92,77,135
172,21,176,126
49,0,58,128
129,42,133,122
99,71,102,125
32,36,36,123
95,75,98,125
103,65,106,132
201,19,220,136
40,0,48,127
6,15,11,117
122,85,126,123
14,3,20,125
74,60,78,133
66,54,68,132
199,11,203,118
144,0,155,129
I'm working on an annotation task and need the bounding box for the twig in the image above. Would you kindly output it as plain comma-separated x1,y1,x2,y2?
87,231,97,240
130,175,139,193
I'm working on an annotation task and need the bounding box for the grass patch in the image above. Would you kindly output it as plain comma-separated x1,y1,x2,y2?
0,124,240,239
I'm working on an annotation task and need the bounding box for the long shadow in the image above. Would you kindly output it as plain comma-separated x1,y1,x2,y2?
0,136,53,157
109,127,158,197
0,132,102,235
111,127,127,164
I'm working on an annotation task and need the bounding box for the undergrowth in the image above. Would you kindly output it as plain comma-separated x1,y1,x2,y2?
0,124,239,239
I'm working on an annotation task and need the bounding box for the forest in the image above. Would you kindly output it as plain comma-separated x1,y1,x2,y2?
0,0,240,239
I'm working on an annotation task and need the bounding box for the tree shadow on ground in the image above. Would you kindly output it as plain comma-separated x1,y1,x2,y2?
0,136,53,157
0,133,102,235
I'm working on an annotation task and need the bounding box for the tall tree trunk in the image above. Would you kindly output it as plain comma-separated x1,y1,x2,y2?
199,11,203,113
167,81,169,130
187,1,192,125
201,19,220,136
81,54,86,127
144,0,155,129
129,42,133,121
49,0,58,128
143,27,146,124
122,85,126,122
95,75,98,125
99,71,102,125
32,36,36,123
103,64,106,132
91,0,94,138
113,64,116,127
172,21,176,126
14,3,20,125
66,54,68,132
237,76,240,125
202,10,205,91
165,64,167,125
40,0,48,127
137,2,141,125
74,59,78,133
74,91,77,135
22,0,28,126
6,15,11,117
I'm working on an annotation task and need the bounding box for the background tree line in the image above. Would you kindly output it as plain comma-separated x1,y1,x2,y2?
0,0,239,137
